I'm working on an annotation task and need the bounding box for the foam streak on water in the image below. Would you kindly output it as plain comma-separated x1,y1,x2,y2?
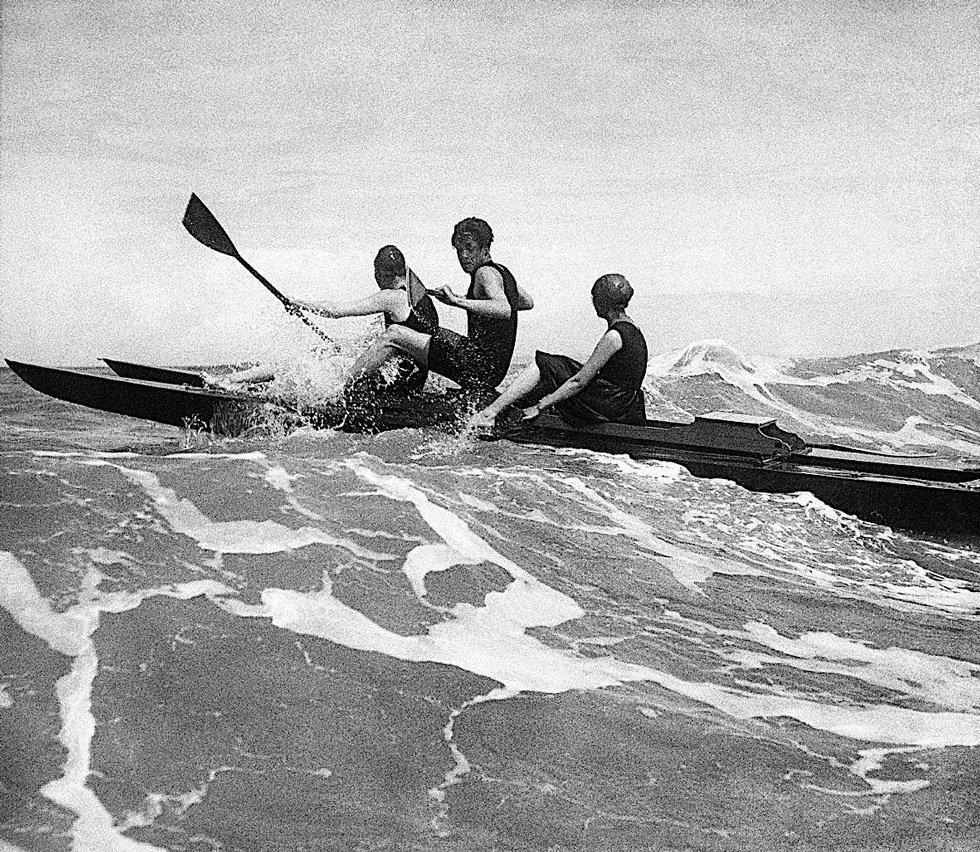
0,551,236,852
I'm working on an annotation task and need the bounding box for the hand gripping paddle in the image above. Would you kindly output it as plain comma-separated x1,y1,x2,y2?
182,194,331,344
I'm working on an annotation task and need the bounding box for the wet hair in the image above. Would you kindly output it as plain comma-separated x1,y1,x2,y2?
374,245,406,283
591,273,633,309
451,217,493,249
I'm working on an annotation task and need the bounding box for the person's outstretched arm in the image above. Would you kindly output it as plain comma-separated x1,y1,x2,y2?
291,289,401,320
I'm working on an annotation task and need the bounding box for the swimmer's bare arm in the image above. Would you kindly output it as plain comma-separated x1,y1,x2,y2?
291,290,404,321
430,266,532,317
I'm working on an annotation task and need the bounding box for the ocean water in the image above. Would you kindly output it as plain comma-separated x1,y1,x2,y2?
1,340,979,852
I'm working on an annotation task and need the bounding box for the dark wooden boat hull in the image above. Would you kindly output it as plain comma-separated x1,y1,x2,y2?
102,358,205,387
5,360,467,435
7,359,278,432
6,359,978,535
513,417,980,535
510,416,980,536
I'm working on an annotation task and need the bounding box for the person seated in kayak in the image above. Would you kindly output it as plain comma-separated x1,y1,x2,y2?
344,217,534,394
468,273,648,433
209,245,439,394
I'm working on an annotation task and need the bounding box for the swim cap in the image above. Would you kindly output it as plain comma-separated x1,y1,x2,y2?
591,273,633,308
374,245,406,280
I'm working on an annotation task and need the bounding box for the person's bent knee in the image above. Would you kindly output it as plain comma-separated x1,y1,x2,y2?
385,325,429,360
365,327,404,358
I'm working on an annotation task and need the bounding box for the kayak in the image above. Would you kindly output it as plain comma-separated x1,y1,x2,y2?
509,413,979,536
6,359,474,434
8,359,287,432
6,358,979,535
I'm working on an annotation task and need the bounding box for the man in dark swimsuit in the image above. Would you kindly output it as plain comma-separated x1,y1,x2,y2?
347,218,533,392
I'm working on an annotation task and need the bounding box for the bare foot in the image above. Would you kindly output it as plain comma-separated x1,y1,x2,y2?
203,374,239,392
466,409,498,433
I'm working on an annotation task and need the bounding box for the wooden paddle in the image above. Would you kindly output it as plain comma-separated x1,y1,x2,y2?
182,193,332,344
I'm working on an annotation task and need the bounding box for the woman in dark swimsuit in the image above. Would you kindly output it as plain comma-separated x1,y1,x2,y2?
217,246,439,393
293,245,439,393
470,273,647,431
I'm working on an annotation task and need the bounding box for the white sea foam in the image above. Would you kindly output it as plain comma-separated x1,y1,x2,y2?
645,340,980,454
721,505,980,617
255,464,980,754
0,551,89,657
553,448,687,483
447,462,760,592
428,687,515,836
73,547,132,567
115,767,227,833
650,341,980,409
848,747,930,796
556,474,763,593
710,620,980,713
7,448,977,826
261,464,302,492
0,551,239,852
80,459,393,559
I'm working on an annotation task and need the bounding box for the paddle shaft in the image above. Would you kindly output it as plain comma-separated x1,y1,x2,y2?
235,256,332,344
183,193,332,345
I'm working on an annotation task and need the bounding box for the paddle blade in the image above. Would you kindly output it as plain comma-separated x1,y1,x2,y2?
182,193,240,257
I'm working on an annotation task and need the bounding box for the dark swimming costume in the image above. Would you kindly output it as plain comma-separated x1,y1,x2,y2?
427,261,520,390
522,321,648,425
382,288,439,393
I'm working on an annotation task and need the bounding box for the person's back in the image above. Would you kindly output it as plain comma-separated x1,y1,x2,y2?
470,273,648,432
381,265,439,392
594,320,648,421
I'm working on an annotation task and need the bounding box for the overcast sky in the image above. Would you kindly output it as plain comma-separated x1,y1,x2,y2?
1,0,977,365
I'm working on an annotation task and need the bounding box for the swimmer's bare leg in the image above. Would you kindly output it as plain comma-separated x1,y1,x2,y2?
468,363,542,430
349,325,431,383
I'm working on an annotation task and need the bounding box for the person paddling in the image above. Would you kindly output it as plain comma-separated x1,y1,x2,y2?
345,218,534,393
469,273,648,433
210,245,438,394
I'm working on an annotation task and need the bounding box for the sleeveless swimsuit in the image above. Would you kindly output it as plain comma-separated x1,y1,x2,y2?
526,321,648,425
427,261,520,390
383,269,439,392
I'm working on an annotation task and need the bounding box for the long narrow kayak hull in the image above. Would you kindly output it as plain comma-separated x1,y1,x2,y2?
7,359,281,432
6,359,979,535
4,360,466,435
510,417,979,536
98,358,482,432
102,358,205,387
